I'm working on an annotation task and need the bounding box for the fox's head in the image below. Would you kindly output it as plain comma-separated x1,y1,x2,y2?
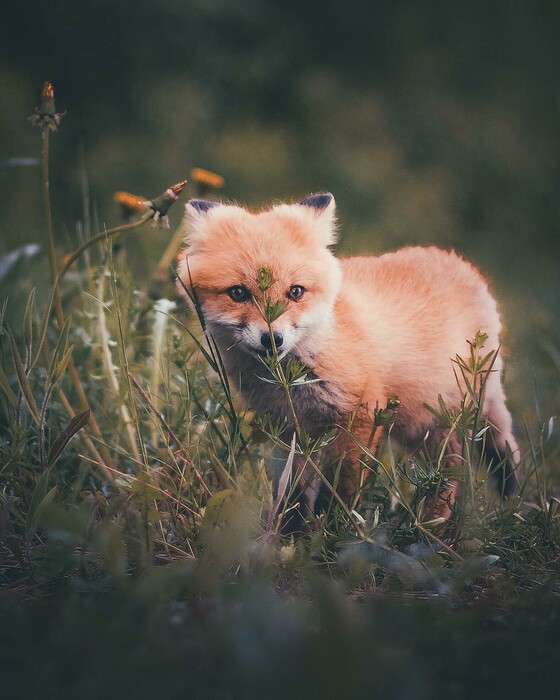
177,193,342,363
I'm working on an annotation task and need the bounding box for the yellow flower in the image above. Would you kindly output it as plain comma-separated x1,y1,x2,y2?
113,191,151,222
190,168,224,196
113,191,148,213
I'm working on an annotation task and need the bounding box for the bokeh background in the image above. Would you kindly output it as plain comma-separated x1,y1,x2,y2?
2,0,560,422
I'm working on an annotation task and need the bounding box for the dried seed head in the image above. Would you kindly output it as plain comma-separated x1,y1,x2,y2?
144,179,188,228
29,81,66,131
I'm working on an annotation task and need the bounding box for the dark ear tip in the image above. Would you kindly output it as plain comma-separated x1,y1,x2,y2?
298,192,334,210
188,199,219,213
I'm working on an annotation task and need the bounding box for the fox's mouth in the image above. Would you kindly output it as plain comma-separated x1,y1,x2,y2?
224,337,288,360
254,347,288,360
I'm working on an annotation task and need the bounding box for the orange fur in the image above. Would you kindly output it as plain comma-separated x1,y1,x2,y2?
177,193,519,516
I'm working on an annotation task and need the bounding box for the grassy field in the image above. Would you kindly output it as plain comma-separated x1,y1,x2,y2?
1,85,560,699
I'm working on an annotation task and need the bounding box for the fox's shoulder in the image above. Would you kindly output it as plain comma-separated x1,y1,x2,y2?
339,245,473,270
339,246,487,290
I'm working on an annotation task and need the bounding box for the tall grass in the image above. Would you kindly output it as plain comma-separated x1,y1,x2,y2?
1,82,560,698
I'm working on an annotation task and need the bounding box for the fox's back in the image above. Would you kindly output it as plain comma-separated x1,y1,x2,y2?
340,246,501,348
335,247,503,425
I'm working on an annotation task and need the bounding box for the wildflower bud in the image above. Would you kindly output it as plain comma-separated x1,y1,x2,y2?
144,179,188,228
41,81,56,114
190,168,225,197
29,81,66,131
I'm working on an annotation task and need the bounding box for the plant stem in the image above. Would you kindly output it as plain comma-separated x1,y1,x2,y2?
153,223,186,281
97,264,143,465
41,128,65,329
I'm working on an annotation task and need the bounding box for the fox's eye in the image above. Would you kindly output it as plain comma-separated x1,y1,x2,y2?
227,285,250,302
287,285,305,301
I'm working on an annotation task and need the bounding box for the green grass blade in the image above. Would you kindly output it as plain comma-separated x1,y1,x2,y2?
8,329,40,424
23,288,36,361
26,469,57,540
0,364,17,407
45,409,91,469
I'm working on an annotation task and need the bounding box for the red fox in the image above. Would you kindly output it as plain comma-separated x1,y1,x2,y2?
177,193,519,520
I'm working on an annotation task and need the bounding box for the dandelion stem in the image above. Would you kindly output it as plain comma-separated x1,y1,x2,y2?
41,128,65,330
152,223,186,281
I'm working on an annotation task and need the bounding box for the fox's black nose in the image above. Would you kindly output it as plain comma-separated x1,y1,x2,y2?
260,331,284,351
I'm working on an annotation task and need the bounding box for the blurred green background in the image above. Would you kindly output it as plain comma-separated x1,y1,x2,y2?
1,0,560,420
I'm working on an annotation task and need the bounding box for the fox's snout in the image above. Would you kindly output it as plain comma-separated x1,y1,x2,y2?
260,331,284,351
233,322,293,359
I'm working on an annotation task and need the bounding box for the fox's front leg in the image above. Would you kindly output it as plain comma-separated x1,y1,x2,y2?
336,420,463,523
417,429,463,523
325,423,384,508
272,420,383,528
269,442,320,532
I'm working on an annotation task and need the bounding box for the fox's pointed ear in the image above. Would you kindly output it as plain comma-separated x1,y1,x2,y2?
298,192,337,246
183,199,221,252
298,193,334,211
186,199,219,214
